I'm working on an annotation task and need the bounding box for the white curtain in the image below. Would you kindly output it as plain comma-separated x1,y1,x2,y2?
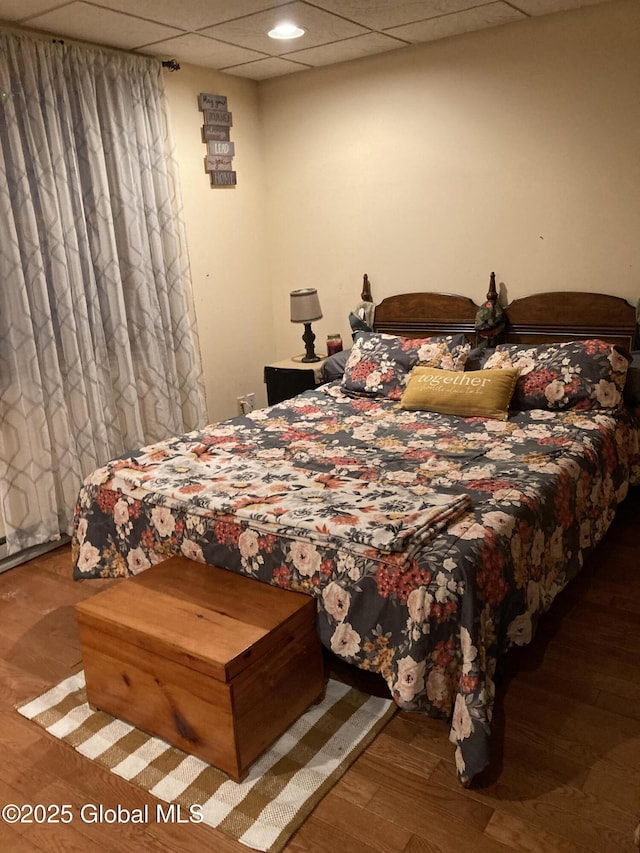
0,33,206,557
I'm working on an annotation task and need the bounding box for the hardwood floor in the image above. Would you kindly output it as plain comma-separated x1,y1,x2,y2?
1,488,639,852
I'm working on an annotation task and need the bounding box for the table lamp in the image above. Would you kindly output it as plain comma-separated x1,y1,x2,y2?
290,288,323,362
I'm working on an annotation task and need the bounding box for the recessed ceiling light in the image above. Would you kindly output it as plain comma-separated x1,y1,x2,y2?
268,22,305,40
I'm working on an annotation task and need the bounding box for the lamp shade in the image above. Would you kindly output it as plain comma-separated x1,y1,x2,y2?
290,288,322,323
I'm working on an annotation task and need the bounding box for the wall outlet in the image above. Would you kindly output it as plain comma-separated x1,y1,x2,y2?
237,393,256,415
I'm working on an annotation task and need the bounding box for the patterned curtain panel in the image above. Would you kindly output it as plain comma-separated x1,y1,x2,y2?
0,34,206,557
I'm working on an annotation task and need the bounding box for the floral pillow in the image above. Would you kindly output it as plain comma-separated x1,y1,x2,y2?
483,340,631,411
341,332,470,400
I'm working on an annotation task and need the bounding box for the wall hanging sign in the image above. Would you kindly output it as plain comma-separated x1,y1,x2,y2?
198,93,227,111
203,125,230,142
207,140,235,157
211,171,237,187
205,155,234,171
203,109,232,127
198,93,236,188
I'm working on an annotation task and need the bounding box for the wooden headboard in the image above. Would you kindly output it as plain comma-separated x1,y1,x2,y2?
503,291,638,350
364,273,638,350
374,292,478,342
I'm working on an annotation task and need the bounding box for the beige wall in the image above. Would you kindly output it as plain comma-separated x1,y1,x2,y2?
259,0,640,358
164,65,271,422
163,0,639,413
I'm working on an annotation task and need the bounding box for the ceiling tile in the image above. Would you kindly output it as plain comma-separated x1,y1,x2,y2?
221,55,311,80
0,0,62,20
141,32,265,67
199,1,368,56
310,0,495,31
286,32,408,67
509,0,607,13
0,0,618,80
24,2,182,50
386,1,526,43
90,0,285,31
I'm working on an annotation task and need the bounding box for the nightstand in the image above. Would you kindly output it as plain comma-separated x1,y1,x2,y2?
264,357,327,406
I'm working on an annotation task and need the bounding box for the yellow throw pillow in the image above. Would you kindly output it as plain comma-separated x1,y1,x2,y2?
400,366,519,420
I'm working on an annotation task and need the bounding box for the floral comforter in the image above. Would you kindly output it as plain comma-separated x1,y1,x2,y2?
72,383,639,785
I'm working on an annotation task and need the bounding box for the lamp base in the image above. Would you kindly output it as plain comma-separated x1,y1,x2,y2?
301,322,320,362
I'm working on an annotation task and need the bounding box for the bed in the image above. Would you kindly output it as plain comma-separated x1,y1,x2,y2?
72,274,640,786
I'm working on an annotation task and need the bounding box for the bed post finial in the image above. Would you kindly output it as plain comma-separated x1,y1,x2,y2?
361,273,372,303
487,271,498,305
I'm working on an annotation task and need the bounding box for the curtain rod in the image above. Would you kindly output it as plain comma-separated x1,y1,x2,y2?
0,21,180,70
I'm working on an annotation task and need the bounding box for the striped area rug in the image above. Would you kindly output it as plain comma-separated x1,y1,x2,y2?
17,671,395,852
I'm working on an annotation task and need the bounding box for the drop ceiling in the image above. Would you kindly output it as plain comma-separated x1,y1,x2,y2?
0,0,616,81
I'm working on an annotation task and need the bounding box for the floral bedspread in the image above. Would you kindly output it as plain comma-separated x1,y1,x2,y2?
109,452,471,561
72,383,638,785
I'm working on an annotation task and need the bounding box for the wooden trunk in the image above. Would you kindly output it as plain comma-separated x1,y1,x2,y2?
75,557,325,781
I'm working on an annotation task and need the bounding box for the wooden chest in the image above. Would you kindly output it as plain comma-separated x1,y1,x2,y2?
75,557,325,781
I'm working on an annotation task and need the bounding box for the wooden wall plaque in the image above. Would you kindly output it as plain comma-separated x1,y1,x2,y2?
210,171,237,187
198,93,227,111
199,93,236,187
207,140,235,157
202,125,230,142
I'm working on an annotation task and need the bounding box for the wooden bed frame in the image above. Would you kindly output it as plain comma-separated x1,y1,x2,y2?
504,290,638,350
365,272,638,350
367,273,478,343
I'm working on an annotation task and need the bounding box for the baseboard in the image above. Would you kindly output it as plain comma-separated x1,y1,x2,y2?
0,536,70,574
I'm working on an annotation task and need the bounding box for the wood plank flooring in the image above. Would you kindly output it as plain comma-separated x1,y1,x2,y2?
0,488,639,852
